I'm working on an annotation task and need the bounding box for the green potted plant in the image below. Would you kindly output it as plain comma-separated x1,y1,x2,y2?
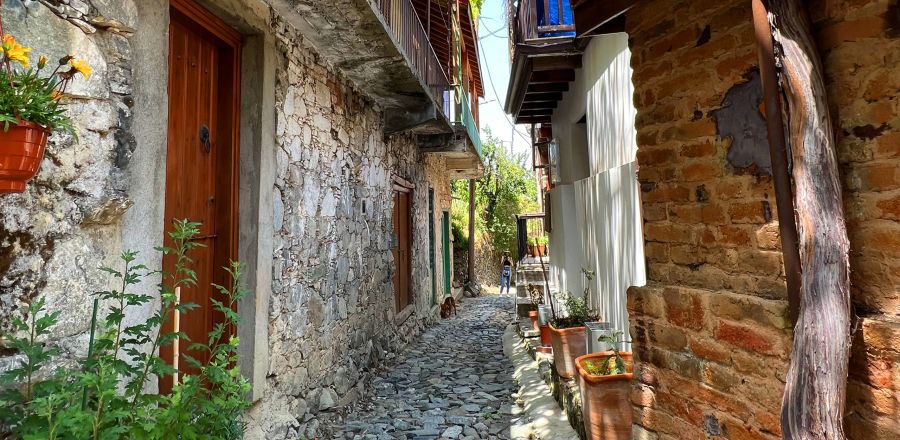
535,235,548,256
526,283,543,332
575,331,633,440
0,31,90,194
548,286,600,379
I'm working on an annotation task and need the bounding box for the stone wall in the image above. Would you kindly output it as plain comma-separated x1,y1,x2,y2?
0,1,457,438
0,0,138,366
253,18,454,436
624,0,899,438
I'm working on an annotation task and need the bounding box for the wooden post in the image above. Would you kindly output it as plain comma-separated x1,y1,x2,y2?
173,286,181,386
467,178,476,285
766,1,852,438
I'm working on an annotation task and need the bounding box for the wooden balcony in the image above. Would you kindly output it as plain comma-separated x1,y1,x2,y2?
504,0,634,124
270,0,453,134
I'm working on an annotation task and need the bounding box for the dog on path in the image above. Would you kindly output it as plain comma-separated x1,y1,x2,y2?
440,295,457,318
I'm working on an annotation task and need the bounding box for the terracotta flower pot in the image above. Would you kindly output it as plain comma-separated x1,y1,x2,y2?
528,310,540,332
0,121,49,194
539,324,552,346
576,352,634,440
548,323,587,379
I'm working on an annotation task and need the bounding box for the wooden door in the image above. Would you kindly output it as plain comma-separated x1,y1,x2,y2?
428,189,437,306
161,0,241,394
392,187,412,312
442,211,451,296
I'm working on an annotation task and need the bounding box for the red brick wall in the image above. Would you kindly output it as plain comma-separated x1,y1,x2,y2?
625,0,899,438
812,0,900,437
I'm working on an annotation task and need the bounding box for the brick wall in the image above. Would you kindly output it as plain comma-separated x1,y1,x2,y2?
812,0,900,437
625,0,899,438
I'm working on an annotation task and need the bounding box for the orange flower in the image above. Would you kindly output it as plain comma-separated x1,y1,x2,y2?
1,34,31,68
69,58,92,78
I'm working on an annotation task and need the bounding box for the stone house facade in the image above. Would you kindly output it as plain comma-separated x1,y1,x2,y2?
507,0,898,438
0,0,483,438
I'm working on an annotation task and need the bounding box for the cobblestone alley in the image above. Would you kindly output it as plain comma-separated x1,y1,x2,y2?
321,294,521,439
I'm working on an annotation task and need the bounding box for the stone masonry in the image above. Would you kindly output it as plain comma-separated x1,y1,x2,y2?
0,1,460,438
251,15,455,437
625,0,899,438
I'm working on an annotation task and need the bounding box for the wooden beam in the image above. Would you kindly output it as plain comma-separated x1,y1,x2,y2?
524,91,563,101
516,116,551,124
514,40,580,56
572,0,634,38
521,101,557,110
532,55,582,71
765,1,852,439
527,83,569,93
530,70,575,84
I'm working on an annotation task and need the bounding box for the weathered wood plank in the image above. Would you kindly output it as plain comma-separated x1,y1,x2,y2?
768,1,852,438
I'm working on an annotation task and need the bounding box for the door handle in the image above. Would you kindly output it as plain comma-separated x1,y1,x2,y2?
199,125,211,153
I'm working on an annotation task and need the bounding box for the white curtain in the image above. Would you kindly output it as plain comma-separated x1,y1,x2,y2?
574,162,645,351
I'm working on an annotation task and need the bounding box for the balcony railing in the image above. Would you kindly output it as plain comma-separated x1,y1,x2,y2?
374,0,450,113
513,0,576,44
456,85,483,157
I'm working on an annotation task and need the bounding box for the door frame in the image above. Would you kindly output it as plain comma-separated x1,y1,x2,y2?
392,176,414,319
441,210,451,298
161,0,243,394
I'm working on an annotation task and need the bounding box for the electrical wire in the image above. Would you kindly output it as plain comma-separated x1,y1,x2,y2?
476,35,534,148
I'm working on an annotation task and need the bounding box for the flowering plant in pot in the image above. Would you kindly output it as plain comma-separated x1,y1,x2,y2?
0,29,91,194
575,331,633,440
526,283,543,332
548,274,600,379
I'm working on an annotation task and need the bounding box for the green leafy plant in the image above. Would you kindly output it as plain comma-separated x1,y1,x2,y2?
535,235,548,247
0,219,251,439
482,410,499,420
583,331,632,376
0,33,91,134
550,295,600,329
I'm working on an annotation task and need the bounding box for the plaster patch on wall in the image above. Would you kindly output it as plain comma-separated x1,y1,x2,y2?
709,69,772,176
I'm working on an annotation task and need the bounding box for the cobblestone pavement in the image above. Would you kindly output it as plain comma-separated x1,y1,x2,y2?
321,294,519,439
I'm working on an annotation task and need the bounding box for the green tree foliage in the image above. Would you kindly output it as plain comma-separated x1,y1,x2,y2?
451,132,539,255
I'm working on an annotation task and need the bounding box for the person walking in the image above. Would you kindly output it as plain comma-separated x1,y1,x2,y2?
499,253,512,296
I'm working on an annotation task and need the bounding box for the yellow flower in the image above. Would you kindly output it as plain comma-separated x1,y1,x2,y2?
69,58,92,78
38,55,48,69
1,34,31,68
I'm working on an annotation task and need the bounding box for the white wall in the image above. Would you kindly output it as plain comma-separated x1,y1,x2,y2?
549,33,645,350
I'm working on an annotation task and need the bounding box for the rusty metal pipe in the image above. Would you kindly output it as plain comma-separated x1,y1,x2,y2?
752,0,803,324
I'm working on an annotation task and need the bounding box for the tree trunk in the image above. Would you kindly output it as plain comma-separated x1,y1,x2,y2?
768,1,852,438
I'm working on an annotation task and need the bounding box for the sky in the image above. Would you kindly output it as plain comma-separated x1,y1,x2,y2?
476,0,534,158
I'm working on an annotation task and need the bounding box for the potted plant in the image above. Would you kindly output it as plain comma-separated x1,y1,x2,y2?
548,294,600,379
535,234,548,256
526,283,543,332
575,331,633,440
0,32,91,194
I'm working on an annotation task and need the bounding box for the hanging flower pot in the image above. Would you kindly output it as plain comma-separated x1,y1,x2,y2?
576,351,634,440
0,121,49,193
0,32,92,195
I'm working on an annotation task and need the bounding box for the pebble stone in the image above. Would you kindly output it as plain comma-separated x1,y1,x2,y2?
321,296,520,439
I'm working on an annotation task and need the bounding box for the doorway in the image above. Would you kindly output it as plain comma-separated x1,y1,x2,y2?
392,181,413,313
441,211,451,298
161,0,242,394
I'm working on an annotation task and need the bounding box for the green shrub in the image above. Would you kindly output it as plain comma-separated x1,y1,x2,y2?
0,220,251,439
550,295,600,329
